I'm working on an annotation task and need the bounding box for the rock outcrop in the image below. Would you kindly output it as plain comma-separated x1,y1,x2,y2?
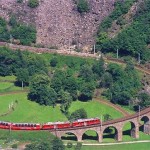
0,0,115,50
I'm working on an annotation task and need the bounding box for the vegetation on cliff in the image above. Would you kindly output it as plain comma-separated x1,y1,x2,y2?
97,0,150,63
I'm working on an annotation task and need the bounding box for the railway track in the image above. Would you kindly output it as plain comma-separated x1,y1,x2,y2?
0,42,149,75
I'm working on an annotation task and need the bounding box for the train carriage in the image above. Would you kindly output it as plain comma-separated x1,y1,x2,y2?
11,123,40,130
0,121,11,130
41,122,55,130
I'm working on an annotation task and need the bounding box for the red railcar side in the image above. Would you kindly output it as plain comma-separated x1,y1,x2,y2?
57,122,71,129
11,123,40,130
0,122,11,130
41,123,55,130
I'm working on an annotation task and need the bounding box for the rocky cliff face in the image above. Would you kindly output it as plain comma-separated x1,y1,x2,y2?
0,0,115,50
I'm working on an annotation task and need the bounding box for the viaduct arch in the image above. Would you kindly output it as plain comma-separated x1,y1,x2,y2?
50,107,150,142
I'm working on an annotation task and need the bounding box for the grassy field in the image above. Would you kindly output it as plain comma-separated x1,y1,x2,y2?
0,93,123,123
0,93,66,123
0,129,54,148
69,100,123,119
0,77,26,93
0,76,16,82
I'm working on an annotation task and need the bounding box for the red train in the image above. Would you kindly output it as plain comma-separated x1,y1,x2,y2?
0,118,100,131
11,123,41,130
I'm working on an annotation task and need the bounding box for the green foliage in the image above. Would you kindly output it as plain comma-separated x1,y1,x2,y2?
11,24,36,45
50,57,58,67
75,142,82,150
28,0,39,8
67,142,73,148
28,74,57,106
25,141,51,150
0,17,9,42
99,0,136,31
11,144,17,148
9,15,17,27
104,62,141,105
51,137,65,150
92,57,105,77
98,0,150,62
138,93,150,108
17,0,23,3
79,82,95,101
69,108,87,121
16,68,29,86
0,17,36,45
100,72,113,88
79,64,95,82
60,90,72,113
96,32,109,45
77,0,89,13
103,114,113,122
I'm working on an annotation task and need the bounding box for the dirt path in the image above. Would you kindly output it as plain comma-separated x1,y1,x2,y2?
64,140,150,146
95,98,130,117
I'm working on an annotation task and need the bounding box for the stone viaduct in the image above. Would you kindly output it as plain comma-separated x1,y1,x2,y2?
50,107,150,142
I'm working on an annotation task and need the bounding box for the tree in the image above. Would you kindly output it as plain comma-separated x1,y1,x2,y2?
25,141,51,150
16,68,29,86
51,137,65,150
28,74,57,106
103,114,113,122
9,15,17,27
79,65,95,82
77,0,89,13
63,77,78,100
60,90,72,114
79,82,95,101
138,93,150,108
92,57,105,77
69,108,87,121
51,77,62,93
50,57,58,67
11,24,36,45
25,143,37,150
100,72,113,88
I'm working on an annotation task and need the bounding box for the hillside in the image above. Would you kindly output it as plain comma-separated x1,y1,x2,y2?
0,0,115,50
97,0,150,63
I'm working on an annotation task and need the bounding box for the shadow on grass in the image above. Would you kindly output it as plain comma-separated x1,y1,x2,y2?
82,133,98,141
61,133,77,141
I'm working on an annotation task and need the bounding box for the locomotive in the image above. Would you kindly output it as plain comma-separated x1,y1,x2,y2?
0,118,100,131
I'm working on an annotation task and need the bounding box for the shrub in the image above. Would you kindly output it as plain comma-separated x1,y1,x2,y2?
17,0,23,3
28,0,39,8
11,144,17,148
67,142,73,148
75,142,82,150
77,0,89,13
50,57,58,67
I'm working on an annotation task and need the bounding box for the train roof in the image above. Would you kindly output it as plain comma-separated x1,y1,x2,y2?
12,123,40,125
45,121,70,125
0,121,11,123
75,118,100,122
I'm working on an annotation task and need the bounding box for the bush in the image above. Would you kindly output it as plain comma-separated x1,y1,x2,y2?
77,0,89,13
11,24,36,45
17,0,23,3
28,0,39,8
50,57,58,67
75,142,82,150
67,142,73,148
69,108,87,121
11,144,17,148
